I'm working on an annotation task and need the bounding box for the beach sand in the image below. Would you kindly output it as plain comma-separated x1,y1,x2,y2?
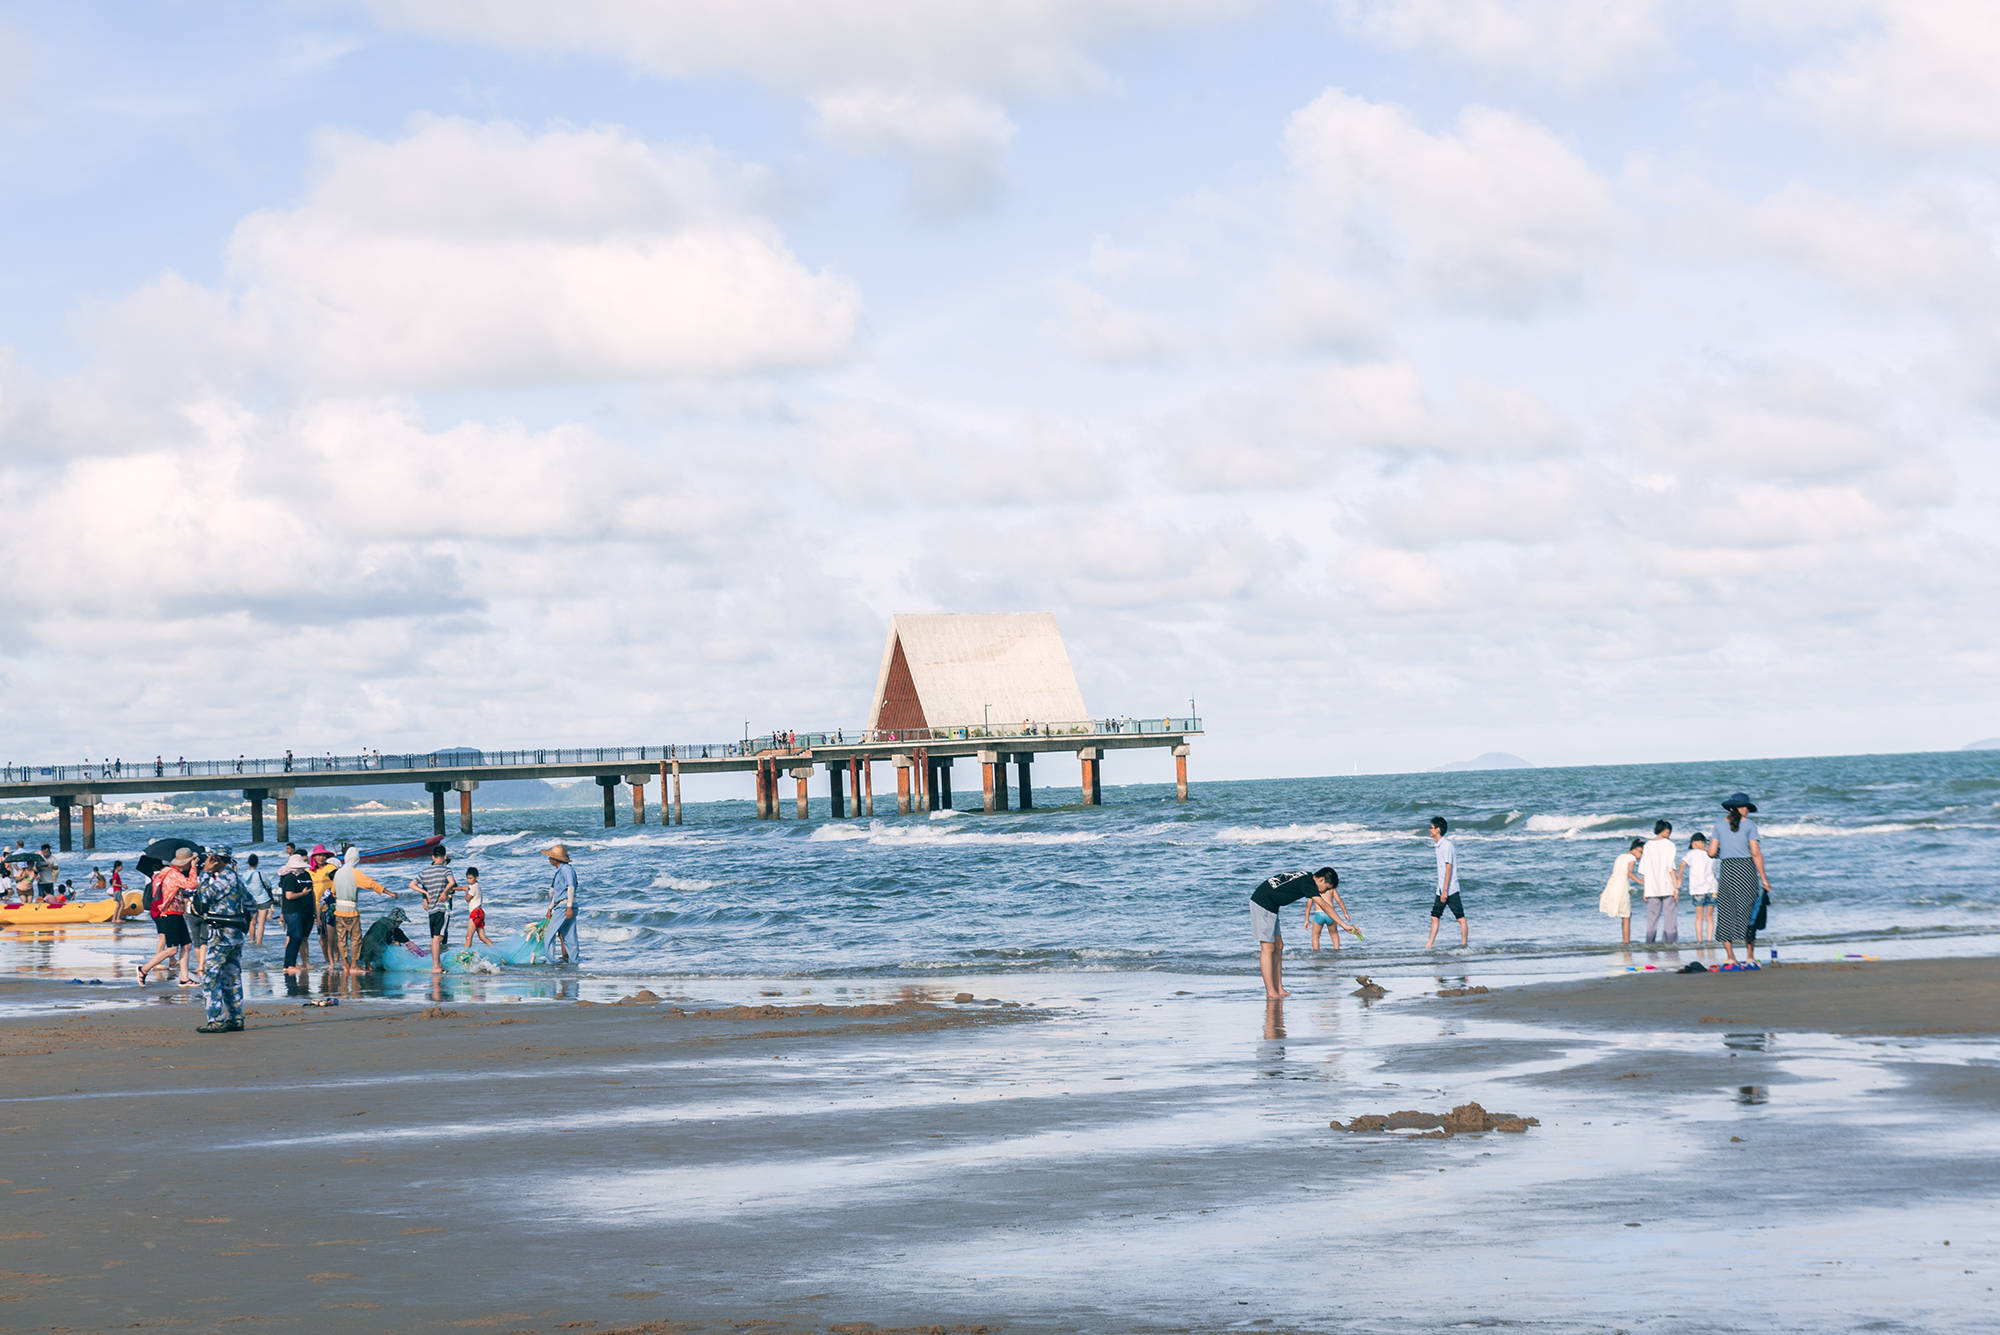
2,960,1996,1333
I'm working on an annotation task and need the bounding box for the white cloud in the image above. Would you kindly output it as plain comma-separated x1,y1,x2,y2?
1730,180,2000,307
1284,91,1619,314
92,118,860,391
1762,1,2000,148
1334,0,1666,86
813,88,1015,215
1242,262,1387,357
1052,280,1177,366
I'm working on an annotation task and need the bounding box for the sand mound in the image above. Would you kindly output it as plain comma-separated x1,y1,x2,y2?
1352,976,1387,998
615,989,664,1006
1438,985,1489,997
1332,1101,1537,1135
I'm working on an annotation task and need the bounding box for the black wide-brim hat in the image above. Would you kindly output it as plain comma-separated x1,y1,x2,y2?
1721,791,1758,813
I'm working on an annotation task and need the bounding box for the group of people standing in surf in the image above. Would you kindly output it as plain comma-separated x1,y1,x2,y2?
1248,791,1776,997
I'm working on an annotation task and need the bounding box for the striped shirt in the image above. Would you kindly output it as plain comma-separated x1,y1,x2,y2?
413,865,456,913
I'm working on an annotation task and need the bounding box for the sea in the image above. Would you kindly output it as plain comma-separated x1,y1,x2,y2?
5,746,1996,1000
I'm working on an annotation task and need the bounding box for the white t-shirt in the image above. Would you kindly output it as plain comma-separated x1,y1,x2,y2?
1434,837,1458,894
1638,837,1679,897
1683,850,1719,897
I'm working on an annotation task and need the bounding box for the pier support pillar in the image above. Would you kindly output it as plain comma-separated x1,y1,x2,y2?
862,759,873,816
426,782,451,837
632,776,646,826
595,775,622,828
893,755,913,814
81,798,97,851
829,761,846,818
1079,748,1102,807
1174,743,1191,803
793,767,812,821
671,760,683,825
245,789,266,844
455,779,478,834
938,759,953,810
54,797,73,852
1015,753,1033,810
272,790,293,845
979,750,1000,813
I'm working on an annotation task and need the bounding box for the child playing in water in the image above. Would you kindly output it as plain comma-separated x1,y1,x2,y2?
1306,874,1359,950
1683,833,1719,942
1599,838,1643,944
463,867,494,947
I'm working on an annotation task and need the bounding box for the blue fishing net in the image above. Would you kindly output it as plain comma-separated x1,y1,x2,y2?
375,919,550,973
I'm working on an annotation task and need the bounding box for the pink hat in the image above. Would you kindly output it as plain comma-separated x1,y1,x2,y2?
311,844,330,857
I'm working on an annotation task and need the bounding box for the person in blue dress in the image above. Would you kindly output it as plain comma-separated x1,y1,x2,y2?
542,844,580,965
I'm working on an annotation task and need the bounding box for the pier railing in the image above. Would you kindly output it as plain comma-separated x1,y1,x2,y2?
0,717,1202,786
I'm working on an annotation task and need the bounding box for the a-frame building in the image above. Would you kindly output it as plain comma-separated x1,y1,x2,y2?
867,613,1089,733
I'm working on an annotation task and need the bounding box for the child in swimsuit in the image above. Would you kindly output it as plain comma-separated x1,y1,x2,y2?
463,867,495,947
1306,875,1358,951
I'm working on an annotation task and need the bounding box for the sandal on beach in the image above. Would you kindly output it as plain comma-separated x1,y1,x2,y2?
137,963,151,985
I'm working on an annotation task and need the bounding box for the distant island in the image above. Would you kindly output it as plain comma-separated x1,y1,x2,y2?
1966,738,2000,751
1435,752,1533,772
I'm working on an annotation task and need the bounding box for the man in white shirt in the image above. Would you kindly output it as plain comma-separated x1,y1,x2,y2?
1424,816,1468,947
1639,820,1683,944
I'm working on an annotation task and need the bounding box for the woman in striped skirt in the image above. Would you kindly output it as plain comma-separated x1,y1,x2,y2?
1708,791,1771,968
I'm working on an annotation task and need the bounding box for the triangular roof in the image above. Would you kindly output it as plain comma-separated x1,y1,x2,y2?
867,613,1088,731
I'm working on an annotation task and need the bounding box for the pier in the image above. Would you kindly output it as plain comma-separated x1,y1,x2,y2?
0,719,1201,851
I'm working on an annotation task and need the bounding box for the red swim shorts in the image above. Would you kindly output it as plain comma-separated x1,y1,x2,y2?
470,907,485,929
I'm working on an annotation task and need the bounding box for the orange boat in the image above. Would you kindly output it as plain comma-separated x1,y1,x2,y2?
0,890,144,926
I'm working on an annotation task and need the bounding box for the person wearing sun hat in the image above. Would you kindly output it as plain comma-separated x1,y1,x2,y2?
541,844,580,965
1706,792,1772,969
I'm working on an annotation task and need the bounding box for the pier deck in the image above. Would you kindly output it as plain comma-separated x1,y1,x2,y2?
2,718,1202,850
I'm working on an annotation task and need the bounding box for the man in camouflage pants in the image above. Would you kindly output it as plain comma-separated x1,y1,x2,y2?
193,846,257,1033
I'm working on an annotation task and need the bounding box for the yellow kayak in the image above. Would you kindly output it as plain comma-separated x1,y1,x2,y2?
0,891,144,926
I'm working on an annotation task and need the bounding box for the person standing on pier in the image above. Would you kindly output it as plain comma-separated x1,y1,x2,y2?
1423,817,1469,948
542,844,580,965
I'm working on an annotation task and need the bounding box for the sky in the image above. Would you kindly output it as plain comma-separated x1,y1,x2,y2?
1,1,1997,783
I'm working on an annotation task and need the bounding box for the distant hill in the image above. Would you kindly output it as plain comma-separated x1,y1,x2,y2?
1965,738,2000,751
1435,752,1533,772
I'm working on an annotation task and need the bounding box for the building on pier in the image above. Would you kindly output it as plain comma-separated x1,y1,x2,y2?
868,612,1088,734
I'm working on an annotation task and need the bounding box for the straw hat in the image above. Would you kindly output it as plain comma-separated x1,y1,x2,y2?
543,843,571,864
170,848,196,867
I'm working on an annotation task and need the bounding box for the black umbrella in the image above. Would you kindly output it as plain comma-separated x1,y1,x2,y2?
138,837,206,864
1,849,44,868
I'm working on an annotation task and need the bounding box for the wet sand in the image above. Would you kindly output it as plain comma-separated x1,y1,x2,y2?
2,962,1997,1333
1452,956,2000,1035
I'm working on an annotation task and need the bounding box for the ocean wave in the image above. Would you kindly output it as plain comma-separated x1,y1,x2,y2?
650,874,720,892
1213,822,1400,845
1522,813,1629,837
465,832,530,850
1755,821,1982,838
806,821,1106,847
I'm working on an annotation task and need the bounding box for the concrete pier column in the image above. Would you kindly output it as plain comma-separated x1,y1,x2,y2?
1079,748,1102,806
1015,753,1033,810
753,760,767,819
272,790,293,844
595,775,622,828
893,755,913,814
78,796,98,851
829,761,846,818
937,759,953,810
863,759,874,816
979,750,999,813
1174,743,1191,802
793,767,812,820
671,760,683,826
54,797,73,852
455,779,479,834
632,777,646,826
426,782,451,836
245,789,266,844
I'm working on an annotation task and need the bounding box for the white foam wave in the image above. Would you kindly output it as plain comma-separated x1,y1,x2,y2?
808,821,1104,847
578,832,708,851
465,832,529,850
1759,821,1928,838
580,924,640,943
1213,822,1398,845
650,874,719,892
1523,813,1626,837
